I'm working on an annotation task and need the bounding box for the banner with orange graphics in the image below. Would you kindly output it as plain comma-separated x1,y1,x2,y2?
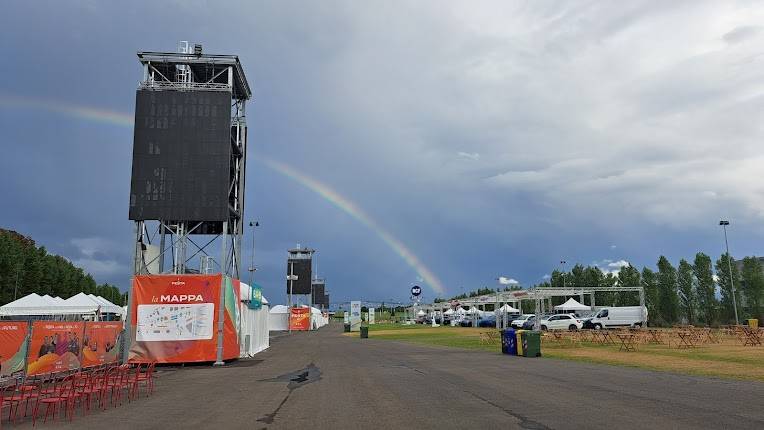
289,307,311,331
27,321,84,376
81,322,123,367
223,277,241,360
129,274,239,363
0,321,29,378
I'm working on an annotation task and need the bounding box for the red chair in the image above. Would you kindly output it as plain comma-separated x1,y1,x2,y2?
132,361,157,399
32,374,75,425
126,363,144,402
77,369,104,415
105,365,130,408
2,379,25,425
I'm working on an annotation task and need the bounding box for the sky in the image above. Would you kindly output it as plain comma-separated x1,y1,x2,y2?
1,1,763,306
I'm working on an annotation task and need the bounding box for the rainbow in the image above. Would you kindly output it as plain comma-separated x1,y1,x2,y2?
0,94,446,295
0,94,134,127
261,158,446,295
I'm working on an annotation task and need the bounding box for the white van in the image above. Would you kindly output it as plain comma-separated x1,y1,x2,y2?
589,306,648,329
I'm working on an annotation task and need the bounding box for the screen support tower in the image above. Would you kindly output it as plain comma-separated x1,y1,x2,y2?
130,43,252,279
124,42,252,364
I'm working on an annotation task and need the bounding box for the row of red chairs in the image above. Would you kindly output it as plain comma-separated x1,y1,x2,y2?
0,362,156,427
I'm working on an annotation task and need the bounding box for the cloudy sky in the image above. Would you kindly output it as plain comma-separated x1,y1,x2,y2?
1,1,763,305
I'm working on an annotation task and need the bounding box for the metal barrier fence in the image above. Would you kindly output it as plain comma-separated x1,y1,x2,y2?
0,320,125,381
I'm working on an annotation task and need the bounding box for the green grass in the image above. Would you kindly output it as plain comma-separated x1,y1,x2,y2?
364,326,764,381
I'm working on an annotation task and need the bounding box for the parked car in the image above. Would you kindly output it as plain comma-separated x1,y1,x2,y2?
521,315,539,330
540,314,582,331
478,316,496,327
587,306,648,329
511,314,535,329
578,311,597,327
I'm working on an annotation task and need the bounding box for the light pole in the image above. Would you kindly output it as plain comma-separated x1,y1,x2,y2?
14,266,21,301
719,220,740,325
560,260,567,289
248,221,259,287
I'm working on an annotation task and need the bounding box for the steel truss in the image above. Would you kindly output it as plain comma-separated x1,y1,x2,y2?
124,44,252,364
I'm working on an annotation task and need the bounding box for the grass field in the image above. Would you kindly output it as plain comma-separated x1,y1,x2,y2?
348,324,764,382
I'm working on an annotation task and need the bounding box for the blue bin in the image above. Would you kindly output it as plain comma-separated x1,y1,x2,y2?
502,328,517,355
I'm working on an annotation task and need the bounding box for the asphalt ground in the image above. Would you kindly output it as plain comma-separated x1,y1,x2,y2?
10,322,764,429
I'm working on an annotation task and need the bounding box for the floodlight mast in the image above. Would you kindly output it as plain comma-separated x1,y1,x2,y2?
719,220,739,325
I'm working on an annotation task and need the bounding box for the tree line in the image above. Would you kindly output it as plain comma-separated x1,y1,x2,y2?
0,229,126,306
432,252,763,327
532,253,763,327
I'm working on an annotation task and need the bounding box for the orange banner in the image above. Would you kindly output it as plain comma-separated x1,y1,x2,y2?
81,322,123,368
289,308,311,331
27,322,84,376
0,322,28,378
129,274,239,363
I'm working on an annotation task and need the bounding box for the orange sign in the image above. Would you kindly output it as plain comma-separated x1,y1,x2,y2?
0,322,28,378
289,308,311,331
27,321,84,376
129,274,240,363
81,322,123,367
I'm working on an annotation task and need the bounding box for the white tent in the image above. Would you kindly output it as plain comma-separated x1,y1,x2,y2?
554,298,590,312
269,305,289,331
417,309,426,316
0,292,124,318
499,304,520,313
443,308,455,315
87,294,124,314
238,282,270,357
310,307,328,329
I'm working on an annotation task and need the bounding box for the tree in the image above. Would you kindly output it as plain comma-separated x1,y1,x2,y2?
549,270,565,288
740,257,764,321
656,256,679,324
615,264,640,306
693,252,717,325
676,259,695,325
569,264,586,287
715,253,741,324
0,228,124,306
641,267,659,324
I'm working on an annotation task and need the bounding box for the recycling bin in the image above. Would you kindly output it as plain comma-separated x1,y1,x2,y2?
521,331,542,357
344,323,351,332
360,326,369,338
748,319,759,329
515,330,525,356
501,328,517,355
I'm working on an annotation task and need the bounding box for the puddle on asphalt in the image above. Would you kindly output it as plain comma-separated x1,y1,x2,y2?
257,363,322,425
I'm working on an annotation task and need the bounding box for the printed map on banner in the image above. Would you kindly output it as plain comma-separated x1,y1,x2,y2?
136,303,214,341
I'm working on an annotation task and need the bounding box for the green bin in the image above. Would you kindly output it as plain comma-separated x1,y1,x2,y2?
521,331,542,357
344,323,351,332
360,326,369,338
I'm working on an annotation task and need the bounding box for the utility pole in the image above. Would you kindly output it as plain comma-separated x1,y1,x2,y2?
719,220,740,325
248,221,259,287
560,260,567,289
14,266,20,301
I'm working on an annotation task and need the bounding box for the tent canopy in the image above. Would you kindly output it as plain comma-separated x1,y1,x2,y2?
0,292,125,317
554,298,590,311
270,305,289,314
499,304,520,313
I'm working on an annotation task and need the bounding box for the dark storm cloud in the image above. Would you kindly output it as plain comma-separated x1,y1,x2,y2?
1,1,763,304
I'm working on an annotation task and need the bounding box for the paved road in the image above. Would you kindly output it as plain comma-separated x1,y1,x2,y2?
15,323,764,429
